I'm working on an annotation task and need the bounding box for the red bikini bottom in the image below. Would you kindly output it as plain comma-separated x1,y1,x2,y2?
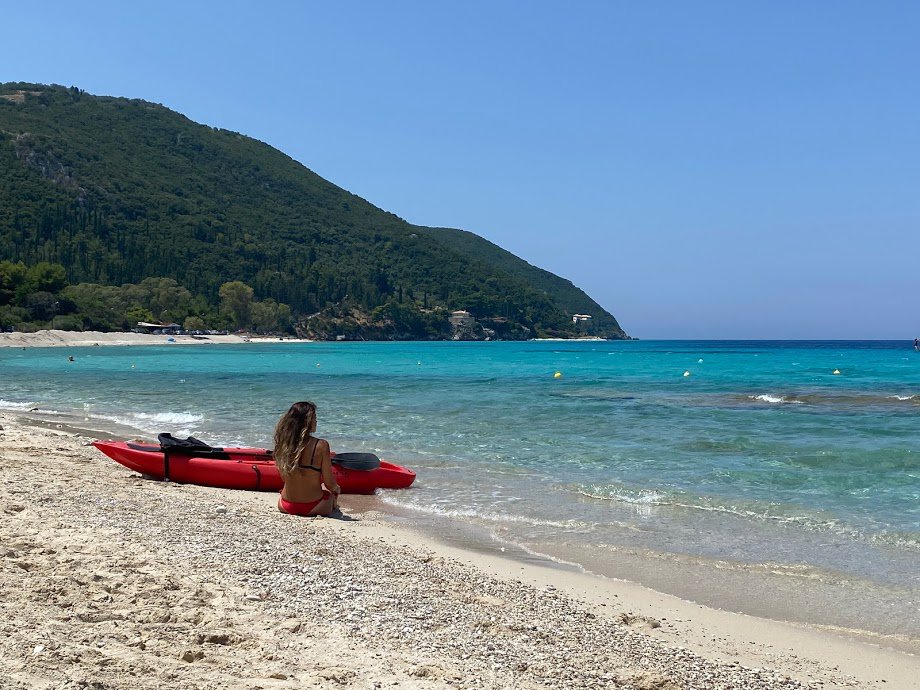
278,491,332,516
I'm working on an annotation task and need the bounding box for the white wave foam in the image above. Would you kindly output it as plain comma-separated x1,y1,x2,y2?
378,495,588,530
131,412,204,425
579,484,866,537
91,410,204,436
869,530,920,552
0,399,38,410
0,400,68,416
578,486,667,505
750,394,804,405
887,395,916,401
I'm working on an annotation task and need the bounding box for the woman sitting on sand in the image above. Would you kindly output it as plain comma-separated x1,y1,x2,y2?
273,401,340,517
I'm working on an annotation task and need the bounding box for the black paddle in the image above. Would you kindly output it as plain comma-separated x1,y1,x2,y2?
330,452,381,471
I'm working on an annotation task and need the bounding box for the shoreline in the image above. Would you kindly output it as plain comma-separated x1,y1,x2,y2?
6,387,920,651
1,412,917,688
0,330,622,349
12,406,920,650
0,329,313,348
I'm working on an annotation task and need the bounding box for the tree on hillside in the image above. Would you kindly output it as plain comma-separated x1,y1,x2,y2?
251,298,292,334
184,315,207,331
219,281,254,330
125,306,155,325
63,283,132,331
24,262,67,295
0,260,27,305
138,278,194,321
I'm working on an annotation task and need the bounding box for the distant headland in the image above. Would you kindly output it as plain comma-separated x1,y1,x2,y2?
0,83,627,341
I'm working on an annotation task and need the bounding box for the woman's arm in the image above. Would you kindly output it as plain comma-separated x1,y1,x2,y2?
317,439,341,496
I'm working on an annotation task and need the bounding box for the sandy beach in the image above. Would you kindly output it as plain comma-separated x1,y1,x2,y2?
1,413,917,689
0,330,311,348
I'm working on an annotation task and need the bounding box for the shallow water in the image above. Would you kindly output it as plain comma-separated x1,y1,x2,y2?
2,339,918,636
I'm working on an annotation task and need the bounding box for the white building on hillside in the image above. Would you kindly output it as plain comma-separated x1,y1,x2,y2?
449,310,476,328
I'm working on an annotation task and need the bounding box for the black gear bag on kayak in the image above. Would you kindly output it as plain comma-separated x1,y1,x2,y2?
157,433,215,453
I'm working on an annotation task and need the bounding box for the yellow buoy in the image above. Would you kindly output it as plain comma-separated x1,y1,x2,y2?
833,369,841,375
554,371,562,379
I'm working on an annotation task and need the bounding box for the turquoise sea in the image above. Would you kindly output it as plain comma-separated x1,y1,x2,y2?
2,340,918,639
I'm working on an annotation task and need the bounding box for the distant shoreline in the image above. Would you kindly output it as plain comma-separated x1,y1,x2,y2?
0,329,313,348
3,331,916,348
0,330,620,348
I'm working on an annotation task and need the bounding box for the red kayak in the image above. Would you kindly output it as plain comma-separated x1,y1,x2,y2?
92,440,415,495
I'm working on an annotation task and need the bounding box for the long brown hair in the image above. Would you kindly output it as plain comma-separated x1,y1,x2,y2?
273,401,317,478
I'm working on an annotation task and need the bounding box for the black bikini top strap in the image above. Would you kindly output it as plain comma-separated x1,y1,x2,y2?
298,437,322,471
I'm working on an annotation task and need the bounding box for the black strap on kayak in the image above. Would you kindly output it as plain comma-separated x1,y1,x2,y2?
163,448,171,482
164,448,232,460
127,442,162,452
252,465,262,490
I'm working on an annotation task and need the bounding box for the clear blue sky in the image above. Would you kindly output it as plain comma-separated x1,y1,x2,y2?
3,1,918,338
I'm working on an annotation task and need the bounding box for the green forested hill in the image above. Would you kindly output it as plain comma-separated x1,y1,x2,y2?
426,227,613,324
0,83,626,339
